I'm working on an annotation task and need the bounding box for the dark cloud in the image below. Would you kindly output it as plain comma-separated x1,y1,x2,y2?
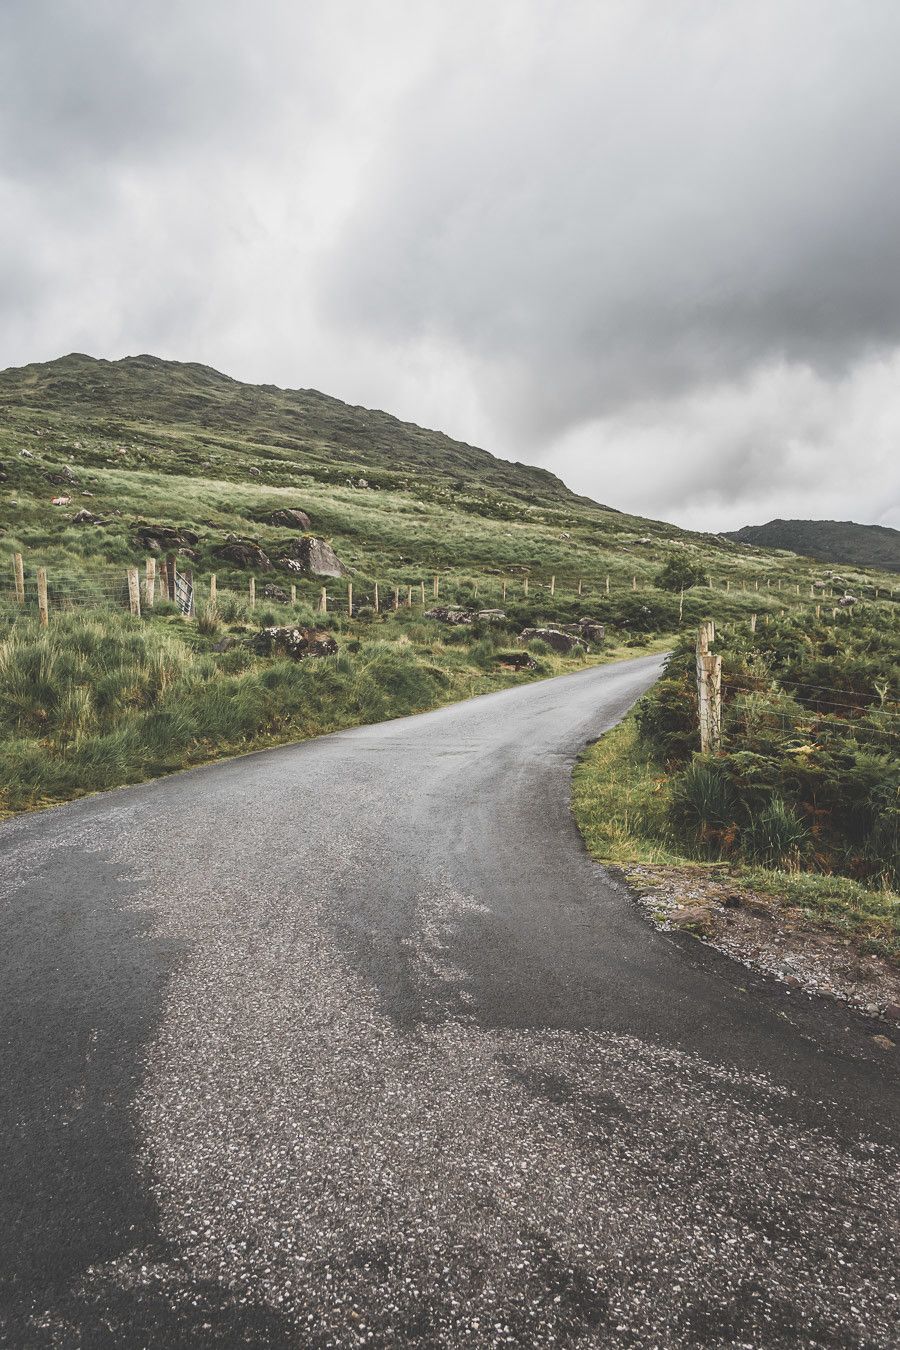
0,1,898,530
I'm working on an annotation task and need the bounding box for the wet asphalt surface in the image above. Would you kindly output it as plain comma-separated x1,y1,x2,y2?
1,652,898,1349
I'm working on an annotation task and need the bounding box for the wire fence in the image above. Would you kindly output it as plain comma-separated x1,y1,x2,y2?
2,549,898,629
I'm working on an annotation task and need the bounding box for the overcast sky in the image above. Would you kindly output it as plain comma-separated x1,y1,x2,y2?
2,1,899,531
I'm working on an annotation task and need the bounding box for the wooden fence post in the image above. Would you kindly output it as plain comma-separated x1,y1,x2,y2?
373,582,380,613
750,613,757,633
420,581,426,606
502,579,507,601
319,586,327,614
145,557,156,608
13,552,25,606
210,573,217,608
696,624,721,753
166,553,176,602
347,582,353,617
184,567,194,616
290,584,296,606
679,586,684,623
249,577,256,608
406,585,412,608
393,587,399,611
524,577,529,596
816,603,821,619
632,576,637,591
578,578,583,595
127,566,141,617
606,575,610,594
37,567,49,627
433,576,439,598
550,575,556,596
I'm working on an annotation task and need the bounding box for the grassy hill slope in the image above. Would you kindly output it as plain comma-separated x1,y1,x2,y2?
726,518,900,574
2,353,895,615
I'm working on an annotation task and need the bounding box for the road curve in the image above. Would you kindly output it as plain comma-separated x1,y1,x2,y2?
1,653,897,1348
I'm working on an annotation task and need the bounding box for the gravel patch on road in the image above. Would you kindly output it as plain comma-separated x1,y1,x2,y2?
57,859,900,1349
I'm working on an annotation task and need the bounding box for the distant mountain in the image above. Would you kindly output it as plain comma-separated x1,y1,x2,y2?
725,519,900,573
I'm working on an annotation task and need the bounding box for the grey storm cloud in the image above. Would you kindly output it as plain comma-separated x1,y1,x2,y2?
1,0,898,530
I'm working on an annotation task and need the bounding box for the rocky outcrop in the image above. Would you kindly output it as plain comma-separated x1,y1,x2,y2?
247,626,338,659
425,606,473,624
425,606,508,625
135,523,200,553
267,507,312,530
559,618,606,644
213,534,272,570
519,627,588,653
263,584,291,603
277,536,347,577
496,651,538,670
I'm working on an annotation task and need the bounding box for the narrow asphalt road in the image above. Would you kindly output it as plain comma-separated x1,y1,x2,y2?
1,653,897,1348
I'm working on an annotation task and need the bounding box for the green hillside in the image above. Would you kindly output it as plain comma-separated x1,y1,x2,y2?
726,518,900,574
2,352,895,613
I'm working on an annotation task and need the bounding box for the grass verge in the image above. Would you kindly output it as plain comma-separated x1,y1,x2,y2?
0,607,669,816
572,712,900,960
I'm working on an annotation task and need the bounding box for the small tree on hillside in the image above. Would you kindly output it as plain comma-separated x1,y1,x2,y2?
655,554,706,592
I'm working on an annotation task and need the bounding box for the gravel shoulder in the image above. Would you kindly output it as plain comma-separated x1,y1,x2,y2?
620,864,900,1043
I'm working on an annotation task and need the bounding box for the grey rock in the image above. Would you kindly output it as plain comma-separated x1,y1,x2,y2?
247,626,338,659
267,508,312,530
277,536,347,577
263,584,291,603
519,627,589,653
213,535,273,571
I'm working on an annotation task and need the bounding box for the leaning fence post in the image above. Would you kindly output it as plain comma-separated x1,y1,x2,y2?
13,552,25,606
127,566,141,617
145,557,156,608
37,567,49,626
